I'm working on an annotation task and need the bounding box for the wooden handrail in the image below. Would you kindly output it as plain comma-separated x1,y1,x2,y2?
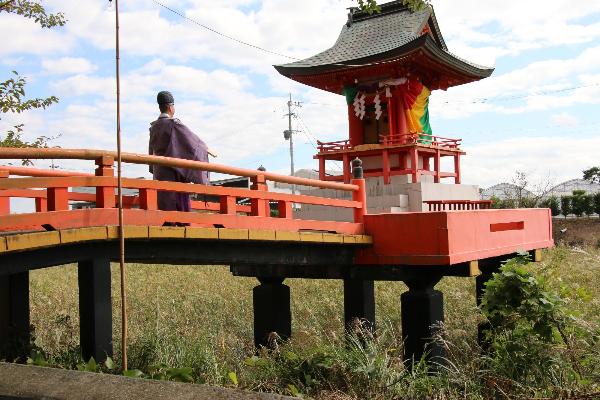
0,165,93,177
0,177,363,209
0,148,358,192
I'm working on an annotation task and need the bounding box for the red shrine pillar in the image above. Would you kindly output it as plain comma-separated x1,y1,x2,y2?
454,154,461,184
348,105,363,147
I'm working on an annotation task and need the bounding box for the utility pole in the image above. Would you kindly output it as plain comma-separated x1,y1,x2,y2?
283,93,301,195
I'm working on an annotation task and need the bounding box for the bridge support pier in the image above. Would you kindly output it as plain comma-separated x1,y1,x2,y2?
253,278,291,349
78,258,113,362
0,272,30,361
343,279,375,334
475,263,497,348
401,275,444,368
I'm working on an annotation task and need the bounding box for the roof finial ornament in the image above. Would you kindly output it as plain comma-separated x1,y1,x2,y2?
346,7,357,27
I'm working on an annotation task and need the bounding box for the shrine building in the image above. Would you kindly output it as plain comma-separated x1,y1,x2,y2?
275,1,494,216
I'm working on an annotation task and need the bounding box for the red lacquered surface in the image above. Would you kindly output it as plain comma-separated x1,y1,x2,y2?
356,208,553,265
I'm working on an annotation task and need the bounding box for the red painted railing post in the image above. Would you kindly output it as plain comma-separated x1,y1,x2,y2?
47,187,69,211
318,157,325,181
139,188,157,210
382,149,390,184
95,156,115,208
342,154,350,184
410,147,419,183
251,166,268,217
0,169,9,215
434,149,441,183
454,154,461,184
220,196,237,215
35,195,48,212
351,158,367,224
278,200,293,219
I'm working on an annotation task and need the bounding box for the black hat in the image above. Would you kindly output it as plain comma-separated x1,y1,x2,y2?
157,91,174,105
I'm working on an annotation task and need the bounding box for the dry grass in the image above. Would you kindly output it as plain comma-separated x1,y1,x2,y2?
27,245,600,398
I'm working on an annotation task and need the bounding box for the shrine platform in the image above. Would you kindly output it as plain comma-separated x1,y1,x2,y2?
315,133,464,185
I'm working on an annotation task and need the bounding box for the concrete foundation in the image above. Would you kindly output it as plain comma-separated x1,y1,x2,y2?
294,176,480,221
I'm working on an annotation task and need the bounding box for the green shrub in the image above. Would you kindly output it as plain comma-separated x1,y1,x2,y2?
583,195,595,217
480,256,590,388
593,192,600,216
519,197,538,208
561,196,572,217
542,196,561,216
571,190,589,217
490,195,502,209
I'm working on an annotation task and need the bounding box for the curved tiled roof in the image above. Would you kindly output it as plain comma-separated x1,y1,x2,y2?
275,1,493,81
283,7,430,69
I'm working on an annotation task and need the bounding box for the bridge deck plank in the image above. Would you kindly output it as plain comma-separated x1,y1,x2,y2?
185,227,219,239
5,231,60,252
0,226,369,254
148,226,186,238
107,225,149,238
61,227,108,243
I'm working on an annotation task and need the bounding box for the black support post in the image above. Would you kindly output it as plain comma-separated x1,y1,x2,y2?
78,258,113,362
400,275,444,367
475,265,495,347
0,272,30,361
253,278,291,349
343,278,375,334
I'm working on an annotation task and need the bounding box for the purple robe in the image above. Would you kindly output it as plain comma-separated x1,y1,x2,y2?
149,114,209,212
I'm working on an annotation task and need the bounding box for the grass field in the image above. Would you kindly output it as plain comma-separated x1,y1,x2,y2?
28,245,600,399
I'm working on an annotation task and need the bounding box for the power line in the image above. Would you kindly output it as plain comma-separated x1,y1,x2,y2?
150,0,415,69
295,112,343,173
445,81,600,104
151,0,299,60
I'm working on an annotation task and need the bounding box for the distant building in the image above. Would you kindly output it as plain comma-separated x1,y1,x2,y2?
546,179,600,198
481,183,533,200
482,179,600,200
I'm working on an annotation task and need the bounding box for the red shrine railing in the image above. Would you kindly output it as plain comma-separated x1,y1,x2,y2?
0,148,367,235
424,200,493,211
316,133,461,154
316,139,352,153
379,133,461,149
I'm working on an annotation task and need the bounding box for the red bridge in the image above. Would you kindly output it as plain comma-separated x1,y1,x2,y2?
0,148,553,366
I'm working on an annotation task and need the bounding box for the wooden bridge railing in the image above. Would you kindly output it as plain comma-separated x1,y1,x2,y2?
0,148,367,235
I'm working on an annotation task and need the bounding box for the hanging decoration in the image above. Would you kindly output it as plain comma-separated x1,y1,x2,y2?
374,92,382,120
385,86,392,98
353,92,366,119
400,79,432,142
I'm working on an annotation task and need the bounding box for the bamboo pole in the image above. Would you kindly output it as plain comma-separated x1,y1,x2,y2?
114,0,128,372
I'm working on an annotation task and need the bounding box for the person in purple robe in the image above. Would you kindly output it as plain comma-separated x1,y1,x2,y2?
149,91,212,212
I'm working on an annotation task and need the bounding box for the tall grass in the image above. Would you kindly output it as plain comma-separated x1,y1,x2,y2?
27,245,600,399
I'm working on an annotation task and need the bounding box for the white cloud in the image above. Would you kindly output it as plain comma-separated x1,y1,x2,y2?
431,45,600,118
463,136,600,188
551,113,578,127
0,14,74,57
42,57,97,75
435,0,600,63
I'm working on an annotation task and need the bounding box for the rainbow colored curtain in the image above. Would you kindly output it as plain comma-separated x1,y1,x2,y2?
399,80,432,142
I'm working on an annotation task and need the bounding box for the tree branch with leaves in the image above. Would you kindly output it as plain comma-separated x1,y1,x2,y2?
0,1,65,156
583,167,600,184
356,0,430,14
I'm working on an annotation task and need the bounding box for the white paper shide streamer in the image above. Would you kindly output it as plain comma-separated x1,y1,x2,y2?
374,92,382,120
353,92,366,120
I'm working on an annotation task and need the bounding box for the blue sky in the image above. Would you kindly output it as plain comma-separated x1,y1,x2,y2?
1,0,600,188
